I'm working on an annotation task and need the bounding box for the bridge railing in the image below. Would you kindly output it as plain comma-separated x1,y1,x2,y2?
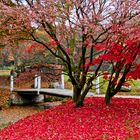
9,73,100,94
10,72,65,93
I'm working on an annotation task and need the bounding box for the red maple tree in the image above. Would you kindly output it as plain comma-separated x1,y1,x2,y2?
0,0,139,106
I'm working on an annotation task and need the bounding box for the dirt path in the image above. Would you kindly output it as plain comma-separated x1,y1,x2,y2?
0,101,62,129
0,105,42,129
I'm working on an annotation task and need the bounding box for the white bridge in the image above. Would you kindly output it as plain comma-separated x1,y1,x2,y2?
10,74,100,97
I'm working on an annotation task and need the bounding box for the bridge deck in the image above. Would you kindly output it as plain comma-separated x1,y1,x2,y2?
13,88,95,97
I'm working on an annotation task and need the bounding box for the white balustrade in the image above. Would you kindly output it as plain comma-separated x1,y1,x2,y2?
10,75,14,92
96,76,100,94
61,71,64,89
37,75,41,95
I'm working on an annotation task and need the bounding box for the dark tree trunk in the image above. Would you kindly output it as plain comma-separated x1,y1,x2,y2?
72,85,91,107
72,85,85,107
105,87,115,105
105,92,112,105
76,98,84,107
72,85,82,104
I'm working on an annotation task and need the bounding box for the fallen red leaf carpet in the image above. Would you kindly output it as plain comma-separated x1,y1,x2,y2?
0,97,140,140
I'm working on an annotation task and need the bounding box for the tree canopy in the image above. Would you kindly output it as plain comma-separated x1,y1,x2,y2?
0,0,140,106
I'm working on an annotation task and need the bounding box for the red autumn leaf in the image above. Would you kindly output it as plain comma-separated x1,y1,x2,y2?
65,48,71,54
84,41,89,45
94,44,104,51
0,98,139,140
123,82,131,87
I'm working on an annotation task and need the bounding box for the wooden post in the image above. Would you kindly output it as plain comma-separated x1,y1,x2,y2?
61,71,64,89
37,75,41,95
34,75,38,89
96,76,100,94
10,75,14,92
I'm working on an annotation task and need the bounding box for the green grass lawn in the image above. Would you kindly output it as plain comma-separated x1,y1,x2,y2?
0,122,12,129
94,78,140,96
0,70,10,76
64,75,140,96
118,79,140,96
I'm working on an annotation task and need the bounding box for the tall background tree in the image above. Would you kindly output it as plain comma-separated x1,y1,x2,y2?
0,0,139,106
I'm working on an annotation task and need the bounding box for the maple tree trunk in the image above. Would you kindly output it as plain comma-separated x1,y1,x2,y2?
73,85,91,107
73,85,83,107
105,92,112,105
76,98,84,107
105,87,115,105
